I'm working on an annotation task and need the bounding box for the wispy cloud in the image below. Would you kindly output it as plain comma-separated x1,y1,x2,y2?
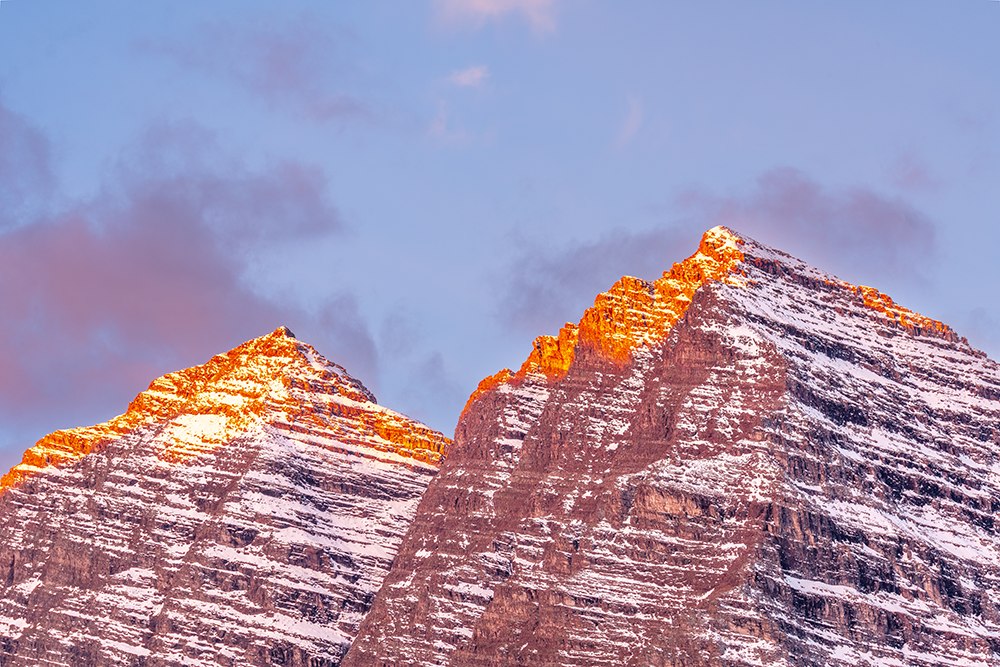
374,308,465,434
497,169,938,340
428,101,473,146
887,154,943,193
678,168,937,284
449,65,490,88
433,0,560,33
615,94,644,149
0,99,56,230
138,14,369,122
497,226,701,335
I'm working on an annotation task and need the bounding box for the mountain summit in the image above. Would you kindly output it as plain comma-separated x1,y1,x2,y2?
2,228,998,667
346,227,1000,667
0,326,450,666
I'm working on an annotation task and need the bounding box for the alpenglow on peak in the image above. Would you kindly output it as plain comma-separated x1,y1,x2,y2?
0,328,451,666
346,226,998,667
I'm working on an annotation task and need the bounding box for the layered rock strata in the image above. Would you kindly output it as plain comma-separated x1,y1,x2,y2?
345,227,1000,667
0,327,450,667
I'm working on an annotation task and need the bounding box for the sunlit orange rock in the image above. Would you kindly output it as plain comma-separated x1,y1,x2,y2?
461,226,746,418
459,225,952,428
347,225,997,667
0,326,453,665
460,368,516,419
519,322,579,376
829,281,951,335
0,326,451,492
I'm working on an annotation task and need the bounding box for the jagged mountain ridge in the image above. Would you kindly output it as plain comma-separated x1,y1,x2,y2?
2,228,998,667
344,227,1000,667
0,326,451,666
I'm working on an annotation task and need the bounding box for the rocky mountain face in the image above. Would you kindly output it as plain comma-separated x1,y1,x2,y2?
344,227,1000,667
0,327,450,667
3,229,999,667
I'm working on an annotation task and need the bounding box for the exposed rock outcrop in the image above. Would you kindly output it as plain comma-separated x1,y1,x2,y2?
0,327,450,667
345,227,1000,667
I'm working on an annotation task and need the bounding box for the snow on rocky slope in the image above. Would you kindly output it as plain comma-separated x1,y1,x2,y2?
344,227,1000,667
0,326,450,667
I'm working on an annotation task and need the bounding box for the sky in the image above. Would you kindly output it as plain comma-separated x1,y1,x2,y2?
0,0,998,472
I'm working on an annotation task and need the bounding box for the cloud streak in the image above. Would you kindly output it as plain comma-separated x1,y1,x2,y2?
433,0,560,32
428,101,475,147
615,95,644,148
449,65,490,88
887,154,943,193
0,99,56,230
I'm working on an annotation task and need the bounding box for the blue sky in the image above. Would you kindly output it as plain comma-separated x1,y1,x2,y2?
1,0,998,471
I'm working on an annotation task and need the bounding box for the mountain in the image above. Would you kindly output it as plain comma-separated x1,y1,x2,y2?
344,227,1000,667
0,326,450,667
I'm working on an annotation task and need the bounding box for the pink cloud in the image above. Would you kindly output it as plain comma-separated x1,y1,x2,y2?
0,99,55,230
448,65,490,88
433,0,560,33
0,120,377,452
887,154,943,193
